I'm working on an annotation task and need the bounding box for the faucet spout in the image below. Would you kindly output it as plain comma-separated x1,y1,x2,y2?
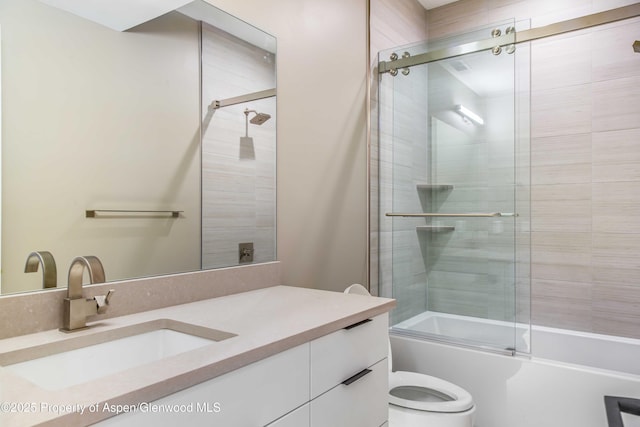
61,256,112,332
24,251,57,289
67,256,106,299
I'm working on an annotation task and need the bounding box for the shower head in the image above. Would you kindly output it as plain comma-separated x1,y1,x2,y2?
244,109,271,125
250,113,271,125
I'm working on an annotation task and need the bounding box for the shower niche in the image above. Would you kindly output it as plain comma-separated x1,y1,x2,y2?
415,183,455,233
376,20,531,354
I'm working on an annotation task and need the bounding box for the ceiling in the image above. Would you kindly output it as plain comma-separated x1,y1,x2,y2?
417,0,459,10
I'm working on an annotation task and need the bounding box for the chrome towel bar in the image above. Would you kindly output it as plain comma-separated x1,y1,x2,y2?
386,212,516,218
86,210,182,218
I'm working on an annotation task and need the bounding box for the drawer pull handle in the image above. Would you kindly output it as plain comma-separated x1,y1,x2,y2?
342,368,372,386
344,318,372,330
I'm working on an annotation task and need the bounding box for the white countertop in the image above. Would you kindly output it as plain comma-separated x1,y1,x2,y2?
0,285,395,426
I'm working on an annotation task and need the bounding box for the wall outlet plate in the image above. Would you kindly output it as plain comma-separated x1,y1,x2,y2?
239,242,254,263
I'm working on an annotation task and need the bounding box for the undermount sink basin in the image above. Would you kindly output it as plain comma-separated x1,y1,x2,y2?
0,319,236,390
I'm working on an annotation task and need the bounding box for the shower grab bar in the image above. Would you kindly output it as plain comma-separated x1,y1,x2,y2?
209,88,276,111
386,212,516,218
86,209,182,218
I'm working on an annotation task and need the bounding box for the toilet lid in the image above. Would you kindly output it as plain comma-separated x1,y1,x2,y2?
389,370,474,413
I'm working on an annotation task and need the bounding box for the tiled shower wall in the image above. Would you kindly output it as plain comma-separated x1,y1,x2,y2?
427,0,640,339
201,24,276,269
372,1,530,327
381,61,430,325
369,0,428,310
374,0,639,339
529,17,640,339
376,45,530,327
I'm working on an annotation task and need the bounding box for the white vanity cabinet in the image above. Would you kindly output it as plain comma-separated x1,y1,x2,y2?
96,314,389,427
265,403,310,427
310,314,389,427
95,343,310,427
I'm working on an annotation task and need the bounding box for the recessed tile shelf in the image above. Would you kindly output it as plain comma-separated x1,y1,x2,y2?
416,184,454,191
416,226,455,233
415,184,455,232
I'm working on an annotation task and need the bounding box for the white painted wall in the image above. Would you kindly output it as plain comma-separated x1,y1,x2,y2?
204,0,369,291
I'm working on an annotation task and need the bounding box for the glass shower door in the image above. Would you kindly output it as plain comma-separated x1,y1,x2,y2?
378,21,530,354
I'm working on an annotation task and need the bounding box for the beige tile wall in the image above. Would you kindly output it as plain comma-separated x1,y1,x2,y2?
426,0,640,338
370,0,429,298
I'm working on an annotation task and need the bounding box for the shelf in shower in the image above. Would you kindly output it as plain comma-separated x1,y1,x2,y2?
416,184,454,191
416,226,455,233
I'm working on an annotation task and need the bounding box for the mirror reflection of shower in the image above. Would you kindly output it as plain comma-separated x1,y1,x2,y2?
206,88,276,156
241,108,271,160
244,108,271,136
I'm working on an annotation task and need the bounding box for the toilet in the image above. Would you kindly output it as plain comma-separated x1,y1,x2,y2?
344,284,476,427
387,344,475,427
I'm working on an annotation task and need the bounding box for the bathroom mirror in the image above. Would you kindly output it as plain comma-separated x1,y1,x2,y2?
0,0,276,295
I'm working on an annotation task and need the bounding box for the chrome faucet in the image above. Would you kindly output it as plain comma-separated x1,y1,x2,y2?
24,251,57,289
61,256,114,332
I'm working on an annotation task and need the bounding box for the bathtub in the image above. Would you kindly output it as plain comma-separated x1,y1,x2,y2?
393,310,640,376
391,311,640,427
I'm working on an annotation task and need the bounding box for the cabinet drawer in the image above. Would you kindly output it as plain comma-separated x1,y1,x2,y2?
310,313,388,398
266,403,310,427
310,358,388,427
96,343,310,427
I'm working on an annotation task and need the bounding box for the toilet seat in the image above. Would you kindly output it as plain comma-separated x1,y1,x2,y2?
389,370,474,413
343,284,475,420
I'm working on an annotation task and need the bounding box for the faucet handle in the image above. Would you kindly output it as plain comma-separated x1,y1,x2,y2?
95,289,115,314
